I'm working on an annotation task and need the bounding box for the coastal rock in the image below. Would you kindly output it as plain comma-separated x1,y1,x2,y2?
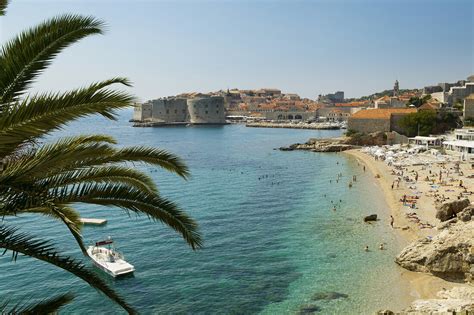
396,221,474,277
297,304,321,314
311,291,348,301
457,205,474,222
279,137,354,152
364,214,378,222
374,310,394,315
437,217,458,230
403,287,474,313
435,199,470,222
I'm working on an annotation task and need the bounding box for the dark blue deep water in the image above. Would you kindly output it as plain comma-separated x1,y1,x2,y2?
1,110,409,314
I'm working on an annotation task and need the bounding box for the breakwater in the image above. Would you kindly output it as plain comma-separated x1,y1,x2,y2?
246,121,341,130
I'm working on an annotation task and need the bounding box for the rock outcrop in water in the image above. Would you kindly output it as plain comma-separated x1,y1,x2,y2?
435,199,470,222
395,220,474,278
297,304,321,314
364,214,378,222
311,291,348,301
279,137,354,152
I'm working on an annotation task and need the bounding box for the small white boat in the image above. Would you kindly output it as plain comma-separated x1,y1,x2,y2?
87,238,135,277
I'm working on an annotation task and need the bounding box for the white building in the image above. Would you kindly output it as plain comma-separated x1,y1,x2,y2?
408,136,442,147
443,129,474,160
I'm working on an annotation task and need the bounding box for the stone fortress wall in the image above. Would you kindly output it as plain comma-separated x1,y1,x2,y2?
133,95,226,125
151,98,188,123
187,96,226,124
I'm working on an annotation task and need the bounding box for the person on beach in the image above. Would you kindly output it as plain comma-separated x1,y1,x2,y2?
391,182,394,190
390,215,394,228
363,166,366,172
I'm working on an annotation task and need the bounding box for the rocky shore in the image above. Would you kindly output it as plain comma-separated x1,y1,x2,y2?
278,137,355,152
377,287,474,314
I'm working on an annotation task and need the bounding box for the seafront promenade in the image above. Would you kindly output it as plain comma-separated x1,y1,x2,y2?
246,121,341,130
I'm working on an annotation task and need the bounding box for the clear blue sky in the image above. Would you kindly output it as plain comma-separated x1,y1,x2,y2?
1,0,473,100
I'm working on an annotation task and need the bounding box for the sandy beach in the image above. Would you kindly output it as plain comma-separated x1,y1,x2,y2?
345,149,473,307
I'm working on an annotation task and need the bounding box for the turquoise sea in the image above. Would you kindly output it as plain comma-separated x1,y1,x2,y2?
1,110,410,314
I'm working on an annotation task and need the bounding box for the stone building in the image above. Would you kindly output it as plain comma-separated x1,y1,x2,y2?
374,96,406,109
464,94,474,121
133,95,226,125
426,76,474,105
318,91,344,104
188,96,226,124
133,102,152,122
347,108,417,134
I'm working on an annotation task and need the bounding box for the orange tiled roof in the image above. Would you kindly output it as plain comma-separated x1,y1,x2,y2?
238,103,248,110
375,95,391,102
350,108,417,119
335,101,368,107
418,103,438,110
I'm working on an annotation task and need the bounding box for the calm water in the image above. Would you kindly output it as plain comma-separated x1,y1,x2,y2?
1,110,409,314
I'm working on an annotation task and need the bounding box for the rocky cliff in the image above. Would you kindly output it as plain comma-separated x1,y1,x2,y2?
376,287,474,314
396,220,473,278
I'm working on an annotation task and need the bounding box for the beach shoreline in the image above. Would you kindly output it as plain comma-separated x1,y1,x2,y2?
343,149,460,308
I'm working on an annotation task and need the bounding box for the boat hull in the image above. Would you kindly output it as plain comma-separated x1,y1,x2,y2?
87,246,135,278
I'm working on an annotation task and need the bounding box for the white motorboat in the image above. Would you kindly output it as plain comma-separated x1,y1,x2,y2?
87,238,135,277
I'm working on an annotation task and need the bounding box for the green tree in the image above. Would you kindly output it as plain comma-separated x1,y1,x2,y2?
399,111,437,136
0,1,201,313
399,110,459,137
406,95,432,108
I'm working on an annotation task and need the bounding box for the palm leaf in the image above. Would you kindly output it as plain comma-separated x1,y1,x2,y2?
0,14,105,102
0,0,8,16
40,166,159,194
0,79,133,157
52,183,202,249
2,138,188,184
24,203,86,254
0,224,136,314
1,293,74,314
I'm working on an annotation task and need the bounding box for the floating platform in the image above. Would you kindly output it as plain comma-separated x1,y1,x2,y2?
80,218,107,226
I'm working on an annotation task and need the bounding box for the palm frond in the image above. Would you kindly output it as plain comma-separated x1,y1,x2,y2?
24,203,86,254
53,183,203,249
1,293,74,314
0,224,136,314
0,79,133,157
0,14,105,102
40,166,158,194
2,138,188,184
0,0,8,16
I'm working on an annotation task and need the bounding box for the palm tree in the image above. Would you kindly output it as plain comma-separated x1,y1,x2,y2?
0,1,202,313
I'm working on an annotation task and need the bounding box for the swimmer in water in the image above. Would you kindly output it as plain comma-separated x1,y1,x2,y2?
364,246,369,252
379,243,384,250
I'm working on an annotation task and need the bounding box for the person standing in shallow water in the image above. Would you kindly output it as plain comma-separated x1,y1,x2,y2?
390,215,394,228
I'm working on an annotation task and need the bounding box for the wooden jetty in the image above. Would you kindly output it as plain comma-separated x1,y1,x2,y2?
80,218,107,226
